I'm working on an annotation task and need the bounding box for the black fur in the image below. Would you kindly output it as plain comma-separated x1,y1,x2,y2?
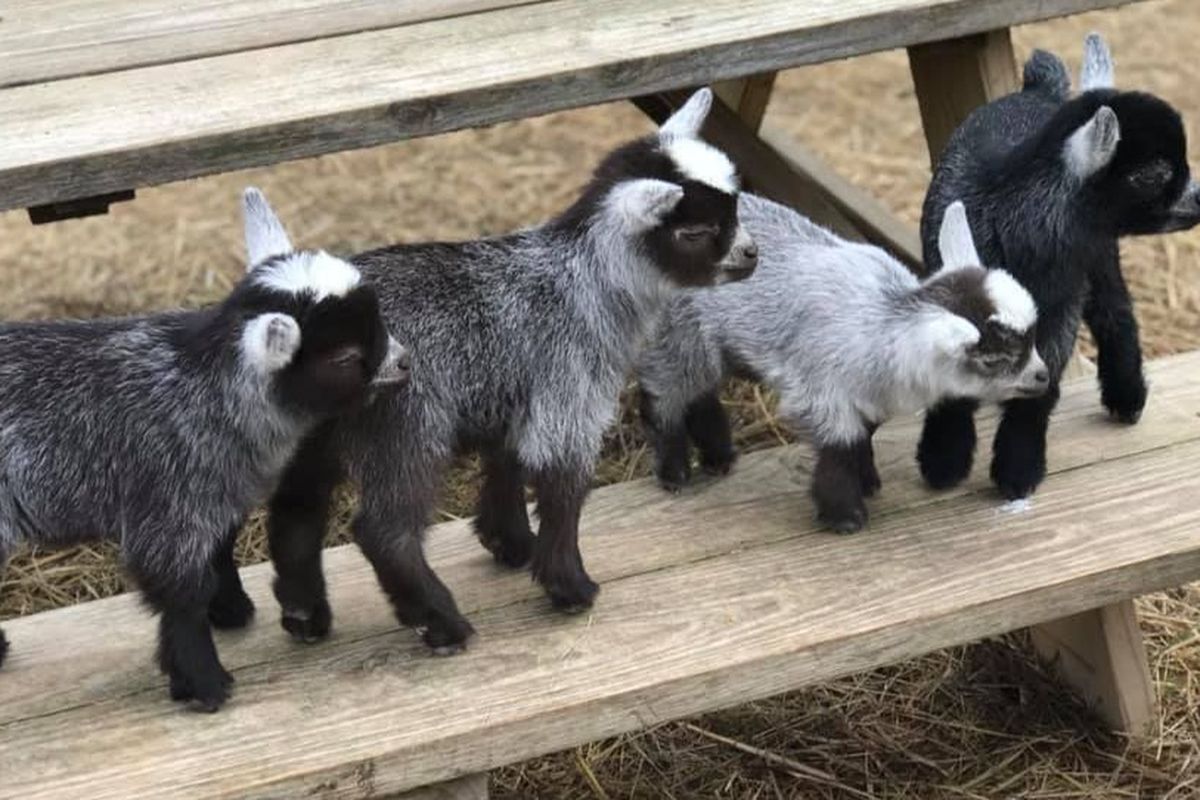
812,439,875,533
685,391,737,476
916,41,1200,496
475,447,537,569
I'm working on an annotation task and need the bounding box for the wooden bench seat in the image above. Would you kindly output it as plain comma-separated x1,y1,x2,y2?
0,0,1132,213
3,352,1199,799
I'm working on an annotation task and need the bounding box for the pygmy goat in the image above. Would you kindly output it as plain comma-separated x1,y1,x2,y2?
917,33,1200,499
0,189,407,711
638,197,1047,532
265,88,758,653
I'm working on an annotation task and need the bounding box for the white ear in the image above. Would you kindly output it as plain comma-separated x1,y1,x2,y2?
242,312,301,372
659,88,713,139
927,311,981,357
607,179,684,232
1064,106,1120,179
243,187,293,270
1080,33,1114,91
936,201,982,272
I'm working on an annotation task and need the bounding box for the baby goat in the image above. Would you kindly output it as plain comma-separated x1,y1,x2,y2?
0,189,406,711
266,89,758,653
638,197,1047,532
917,33,1200,499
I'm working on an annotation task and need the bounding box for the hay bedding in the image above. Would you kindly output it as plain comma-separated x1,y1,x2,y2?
3,0,1200,795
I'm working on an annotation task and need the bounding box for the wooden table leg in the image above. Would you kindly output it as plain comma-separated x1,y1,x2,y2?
910,29,1156,737
1030,602,1156,736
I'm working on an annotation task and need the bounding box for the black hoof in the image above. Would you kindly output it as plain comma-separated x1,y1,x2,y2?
208,589,256,630
422,615,475,655
168,665,233,713
656,461,692,493
477,525,536,570
1101,376,1147,426
699,448,737,477
281,599,332,644
819,504,868,535
990,444,1045,501
541,571,600,614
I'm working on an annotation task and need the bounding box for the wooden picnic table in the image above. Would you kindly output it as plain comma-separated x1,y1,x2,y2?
1,1,1177,798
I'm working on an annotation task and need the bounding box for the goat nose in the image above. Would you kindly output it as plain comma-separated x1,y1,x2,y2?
1034,369,1049,384
742,244,758,261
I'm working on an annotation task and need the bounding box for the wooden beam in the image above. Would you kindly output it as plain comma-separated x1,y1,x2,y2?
714,73,778,132
1030,602,1156,736
0,0,1136,212
907,29,1019,164
0,0,545,89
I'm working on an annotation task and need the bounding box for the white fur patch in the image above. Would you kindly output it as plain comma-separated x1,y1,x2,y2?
242,187,293,267
927,310,981,356
998,497,1034,515
935,200,982,272
659,88,712,138
663,137,738,194
253,250,361,301
242,313,301,372
1080,33,1115,91
606,178,684,232
985,270,1038,332
1064,106,1120,179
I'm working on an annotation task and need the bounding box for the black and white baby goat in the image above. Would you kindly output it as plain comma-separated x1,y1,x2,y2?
917,33,1200,499
0,189,406,711
638,197,1047,532
265,89,758,653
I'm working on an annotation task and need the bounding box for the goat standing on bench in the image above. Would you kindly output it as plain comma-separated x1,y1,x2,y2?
638,198,1047,532
266,88,758,654
0,189,407,711
917,33,1200,499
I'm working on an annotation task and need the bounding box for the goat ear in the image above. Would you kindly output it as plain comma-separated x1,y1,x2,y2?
1080,33,1115,91
243,187,293,270
608,179,685,232
241,312,301,372
660,88,712,138
936,201,982,272
1064,105,1120,179
928,311,981,357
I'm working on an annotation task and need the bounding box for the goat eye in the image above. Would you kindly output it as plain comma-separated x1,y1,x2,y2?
329,349,365,369
676,226,715,243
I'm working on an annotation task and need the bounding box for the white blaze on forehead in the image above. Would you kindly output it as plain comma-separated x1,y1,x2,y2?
985,270,1038,332
662,137,738,194
253,250,361,301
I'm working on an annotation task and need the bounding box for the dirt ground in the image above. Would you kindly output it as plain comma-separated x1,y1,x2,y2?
4,1,1200,797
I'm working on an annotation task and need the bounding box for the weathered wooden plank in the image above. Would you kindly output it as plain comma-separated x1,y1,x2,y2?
4,351,1199,726
1031,601,1156,735
0,0,544,89
1,353,1198,798
0,0,1135,211
713,73,778,132
4,417,1200,798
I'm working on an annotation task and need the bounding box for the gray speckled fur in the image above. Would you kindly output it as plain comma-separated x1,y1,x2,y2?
638,194,1042,448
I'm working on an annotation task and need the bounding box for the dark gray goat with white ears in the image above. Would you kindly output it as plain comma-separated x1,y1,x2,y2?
264,88,759,653
638,197,1047,532
917,33,1200,500
0,188,407,711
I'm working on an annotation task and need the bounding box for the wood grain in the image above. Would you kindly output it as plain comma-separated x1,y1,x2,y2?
0,0,543,88
908,29,1021,163
1031,601,1156,735
0,0,1135,211
1,352,1198,799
